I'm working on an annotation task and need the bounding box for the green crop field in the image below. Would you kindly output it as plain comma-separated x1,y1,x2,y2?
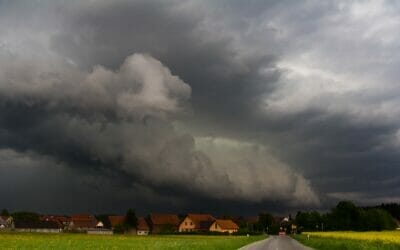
292,231,400,250
0,232,265,250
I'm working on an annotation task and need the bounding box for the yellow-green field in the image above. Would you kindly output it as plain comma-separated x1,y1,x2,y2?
0,233,265,250
305,231,400,244
293,231,400,250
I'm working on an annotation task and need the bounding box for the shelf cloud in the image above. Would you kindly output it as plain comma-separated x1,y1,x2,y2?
1,0,400,214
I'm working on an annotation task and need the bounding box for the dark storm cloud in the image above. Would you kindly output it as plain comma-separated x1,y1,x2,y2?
0,31,317,212
1,0,400,214
49,0,281,121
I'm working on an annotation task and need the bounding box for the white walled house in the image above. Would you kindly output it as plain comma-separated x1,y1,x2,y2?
209,219,239,234
137,217,150,235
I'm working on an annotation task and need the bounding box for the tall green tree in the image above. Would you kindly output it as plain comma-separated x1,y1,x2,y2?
126,208,138,228
296,211,322,231
322,201,396,231
11,211,39,222
1,208,9,216
257,212,273,232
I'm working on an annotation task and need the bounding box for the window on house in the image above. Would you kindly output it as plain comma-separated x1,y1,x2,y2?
190,222,192,225
215,224,218,229
185,222,187,226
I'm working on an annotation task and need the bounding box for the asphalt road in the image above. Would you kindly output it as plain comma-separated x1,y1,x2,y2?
239,235,313,250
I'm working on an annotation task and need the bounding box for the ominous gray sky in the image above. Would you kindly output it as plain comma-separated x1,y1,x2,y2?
1,0,400,215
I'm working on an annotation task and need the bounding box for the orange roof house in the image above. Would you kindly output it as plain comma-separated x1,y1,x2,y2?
179,214,215,232
70,214,98,229
108,216,125,228
209,219,239,234
148,213,180,233
137,217,150,235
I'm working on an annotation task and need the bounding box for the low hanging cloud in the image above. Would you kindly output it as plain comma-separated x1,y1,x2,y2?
0,148,188,213
195,137,320,205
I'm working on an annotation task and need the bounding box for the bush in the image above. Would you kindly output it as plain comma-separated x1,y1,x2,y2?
113,223,129,234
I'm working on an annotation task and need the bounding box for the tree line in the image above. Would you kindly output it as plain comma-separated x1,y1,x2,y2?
296,201,397,232
363,203,400,220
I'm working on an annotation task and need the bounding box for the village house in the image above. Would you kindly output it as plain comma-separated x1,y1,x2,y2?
137,217,150,235
179,213,215,232
147,213,180,234
0,216,13,229
108,215,126,229
69,214,112,234
69,214,99,231
278,216,297,234
209,219,239,234
40,215,71,230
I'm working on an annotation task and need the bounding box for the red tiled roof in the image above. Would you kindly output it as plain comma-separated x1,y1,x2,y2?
40,216,63,228
214,219,239,230
187,214,215,223
55,216,71,223
150,213,179,226
40,215,71,225
137,217,149,230
71,214,97,229
108,216,125,227
186,214,215,229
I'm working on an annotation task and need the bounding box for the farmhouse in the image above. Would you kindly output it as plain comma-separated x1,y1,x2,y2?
137,217,150,235
40,215,71,230
209,219,239,234
179,214,215,232
70,214,98,230
108,215,126,229
69,214,113,234
148,213,180,233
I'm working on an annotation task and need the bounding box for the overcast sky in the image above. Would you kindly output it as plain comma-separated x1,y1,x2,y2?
1,0,400,215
